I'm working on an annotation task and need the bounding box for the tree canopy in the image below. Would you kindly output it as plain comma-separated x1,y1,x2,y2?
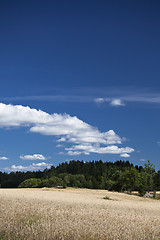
0,160,159,195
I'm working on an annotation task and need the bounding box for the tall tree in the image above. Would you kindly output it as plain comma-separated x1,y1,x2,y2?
144,160,155,192
120,167,140,193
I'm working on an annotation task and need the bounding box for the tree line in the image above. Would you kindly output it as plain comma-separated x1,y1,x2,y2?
1,160,160,195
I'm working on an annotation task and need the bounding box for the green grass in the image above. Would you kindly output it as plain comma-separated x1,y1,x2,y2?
103,195,112,200
0,232,7,240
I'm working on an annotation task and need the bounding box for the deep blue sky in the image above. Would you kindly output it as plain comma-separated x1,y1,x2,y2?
0,0,160,171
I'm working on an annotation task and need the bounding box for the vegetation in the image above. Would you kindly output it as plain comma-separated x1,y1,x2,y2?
0,160,159,195
103,195,111,200
0,188,160,240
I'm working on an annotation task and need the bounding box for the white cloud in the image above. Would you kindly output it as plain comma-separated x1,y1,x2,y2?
67,150,90,156
0,156,8,160
3,95,92,103
0,103,122,145
93,88,160,107
33,162,49,167
20,154,47,160
66,144,134,156
4,162,52,172
0,103,53,127
4,88,160,107
94,98,106,103
67,151,82,156
94,98,125,107
120,153,130,158
56,144,64,148
0,103,134,157
58,152,65,155
57,137,66,142
140,158,146,162
110,99,125,107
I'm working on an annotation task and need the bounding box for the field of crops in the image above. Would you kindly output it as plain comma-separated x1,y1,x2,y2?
0,188,160,240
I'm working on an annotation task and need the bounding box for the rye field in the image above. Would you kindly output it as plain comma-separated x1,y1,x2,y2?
0,188,160,240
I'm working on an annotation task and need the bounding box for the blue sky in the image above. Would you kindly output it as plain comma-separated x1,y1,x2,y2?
1,0,160,171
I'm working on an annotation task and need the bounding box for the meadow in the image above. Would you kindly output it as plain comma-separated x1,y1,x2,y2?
0,188,160,240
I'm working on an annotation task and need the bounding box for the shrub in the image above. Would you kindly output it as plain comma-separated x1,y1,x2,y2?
103,195,111,200
18,178,42,188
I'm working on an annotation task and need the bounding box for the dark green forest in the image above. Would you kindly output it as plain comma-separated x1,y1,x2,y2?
1,160,160,195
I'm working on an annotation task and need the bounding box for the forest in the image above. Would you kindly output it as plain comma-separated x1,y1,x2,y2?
0,160,160,195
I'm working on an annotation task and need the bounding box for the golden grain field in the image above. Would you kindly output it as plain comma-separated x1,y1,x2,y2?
0,188,160,240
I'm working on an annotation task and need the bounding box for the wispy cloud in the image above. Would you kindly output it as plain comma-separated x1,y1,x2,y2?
0,103,134,157
2,95,93,103
20,154,48,160
2,88,160,107
94,89,160,107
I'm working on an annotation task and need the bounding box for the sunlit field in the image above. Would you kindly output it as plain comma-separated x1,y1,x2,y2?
0,188,160,240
